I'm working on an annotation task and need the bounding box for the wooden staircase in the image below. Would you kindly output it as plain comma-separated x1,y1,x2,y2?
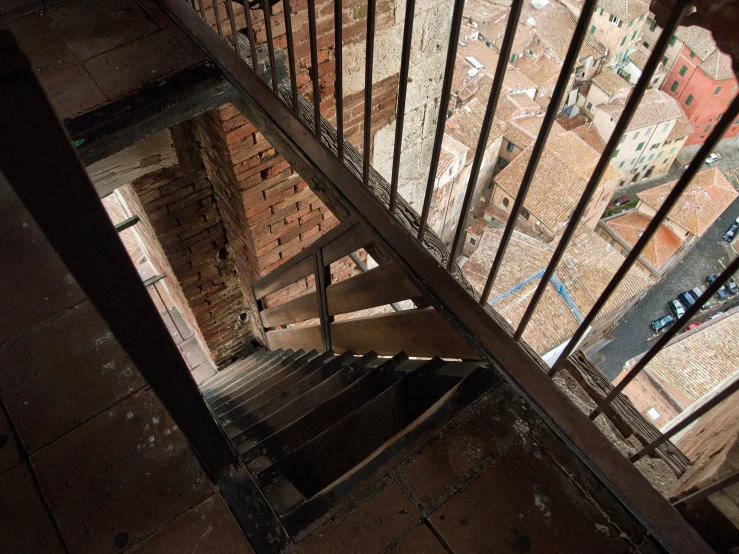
201,347,497,541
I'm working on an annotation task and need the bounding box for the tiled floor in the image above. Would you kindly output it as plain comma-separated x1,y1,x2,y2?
2,0,206,120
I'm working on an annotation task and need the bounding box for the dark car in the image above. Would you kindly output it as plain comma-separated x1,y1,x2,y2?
727,277,739,295
668,299,686,318
652,315,676,331
614,196,630,206
707,274,730,298
691,287,711,310
724,223,739,242
677,291,696,308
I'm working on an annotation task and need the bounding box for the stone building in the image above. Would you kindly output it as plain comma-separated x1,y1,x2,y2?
587,0,650,71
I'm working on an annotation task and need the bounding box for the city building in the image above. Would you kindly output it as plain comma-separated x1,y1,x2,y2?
592,88,693,182
496,114,564,172
583,70,631,116
620,43,668,88
587,0,650,71
492,130,623,237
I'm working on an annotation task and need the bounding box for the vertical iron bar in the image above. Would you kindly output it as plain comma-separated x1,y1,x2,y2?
334,0,344,159
550,96,739,376
191,0,197,10
307,0,322,135
479,0,598,303
590,253,739,420
225,0,240,54
262,0,279,92
513,1,686,335
362,0,377,186
314,250,333,352
672,472,739,508
196,0,206,18
630,378,739,462
388,0,416,213
282,0,299,110
447,0,524,269
244,1,259,72
212,0,224,37
417,0,466,241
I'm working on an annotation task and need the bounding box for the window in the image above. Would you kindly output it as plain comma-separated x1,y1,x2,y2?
671,80,679,92
620,36,626,46
689,51,695,58
614,53,621,64
448,167,453,176
643,42,650,49
590,24,596,34
631,31,637,40
609,15,622,26
629,19,633,27
735,117,739,125
714,86,722,95
679,65,687,76
469,237,477,246
650,143,660,149
670,35,677,46
510,54,516,63
619,161,625,168
662,56,668,66
502,197,510,208
619,135,626,143
630,158,637,164
705,124,712,133
636,142,645,150
586,101,593,110
669,147,676,154
649,21,657,32
657,151,663,158
663,123,670,132
640,14,644,20
638,156,645,163
506,140,515,152
633,131,639,139
612,149,620,158
520,207,530,219
733,84,738,93
648,154,654,161
686,94,694,105
718,113,723,120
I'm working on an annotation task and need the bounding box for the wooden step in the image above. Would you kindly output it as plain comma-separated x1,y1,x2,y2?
216,350,320,425
203,349,283,399
281,365,500,539
201,348,270,393
208,349,300,409
242,352,410,469
229,352,375,452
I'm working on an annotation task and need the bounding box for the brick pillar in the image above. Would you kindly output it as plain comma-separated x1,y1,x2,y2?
131,140,259,366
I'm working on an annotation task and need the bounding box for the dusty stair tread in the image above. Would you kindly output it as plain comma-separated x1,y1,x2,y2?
207,349,296,404
223,351,343,439
201,349,270,393
229,351,374,451
216,350,320,425
256,357,449,501
208,349,298,408
242,352,410,468
203,349,282,399
281,365,502,539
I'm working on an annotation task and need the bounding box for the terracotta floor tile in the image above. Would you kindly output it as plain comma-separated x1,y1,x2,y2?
128,495,255,553
32,389,213,554
0,300,145,452
37,64,108,119
0,462,65,553
387,525,448,554
84,31,200,99
297,480,420,554
48,0,158,61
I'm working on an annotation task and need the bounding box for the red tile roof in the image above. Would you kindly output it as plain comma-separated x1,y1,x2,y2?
603,211,683,269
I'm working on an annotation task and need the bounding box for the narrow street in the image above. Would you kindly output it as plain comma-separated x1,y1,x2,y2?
592,159,739,381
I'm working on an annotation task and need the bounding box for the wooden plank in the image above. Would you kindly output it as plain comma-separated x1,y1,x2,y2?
260,263,420,328
314,250,332,352
86,130,178,198
266,308,479,360
204,350,287,400
201,349,271,393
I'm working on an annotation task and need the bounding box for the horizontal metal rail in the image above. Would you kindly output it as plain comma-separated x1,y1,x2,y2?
114,214,140,233
672,471,739,508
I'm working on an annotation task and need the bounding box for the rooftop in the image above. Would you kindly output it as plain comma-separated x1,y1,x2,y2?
592,70,632,96
512,53,562,88
699,48,736,81
597,0,650,22
494,131,622,232
637,168,739,236
624,307,739,406
446,99,505,162
666,115,695,142
597,89,688,132
602,210,683,269
675,25,719,61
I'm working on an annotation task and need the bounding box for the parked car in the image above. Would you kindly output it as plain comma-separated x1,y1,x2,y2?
652,315,676,331
724,223,738,242
613,196,630,206
677,291,696,308
684,322,701,332
668,299,686,318
706,274,730,298
691,287,711,310
705,152,722,164
708,312,725,321
727,277,739,295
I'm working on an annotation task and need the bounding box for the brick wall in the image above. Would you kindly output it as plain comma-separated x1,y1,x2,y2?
132,162,256,366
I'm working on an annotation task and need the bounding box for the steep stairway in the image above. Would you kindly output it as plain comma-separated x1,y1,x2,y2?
200,347,497,540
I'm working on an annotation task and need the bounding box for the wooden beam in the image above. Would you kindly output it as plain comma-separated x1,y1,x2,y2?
260,263,420,328
266,308,478,359
86,130,178,197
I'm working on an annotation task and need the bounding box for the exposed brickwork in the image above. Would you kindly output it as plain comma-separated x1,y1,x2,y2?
132,164,255,366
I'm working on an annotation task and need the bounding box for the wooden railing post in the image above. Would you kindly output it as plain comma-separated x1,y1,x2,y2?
314,249,333,352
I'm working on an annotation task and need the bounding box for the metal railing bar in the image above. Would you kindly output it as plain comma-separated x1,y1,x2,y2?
417,0,466,241
447,0,524,270
243,0,259,71
550,95,739,376
191,0,197,11
479,0,598,303
630,377,739,462
114,214,140,233
348,252,403,311
362,0,377,186
307,0,322,134
282,0,299,110
388,0,416,214
262,0,279,92
334,0,344,159
591,253,739,420
513,1,686,335
224,0,240,54
672,471,739,508
196,0,205,20
212,0,224,37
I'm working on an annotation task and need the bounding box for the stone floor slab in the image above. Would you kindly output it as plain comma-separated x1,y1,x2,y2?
387,524,448,554
0,406,23,474
37,64,109,121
